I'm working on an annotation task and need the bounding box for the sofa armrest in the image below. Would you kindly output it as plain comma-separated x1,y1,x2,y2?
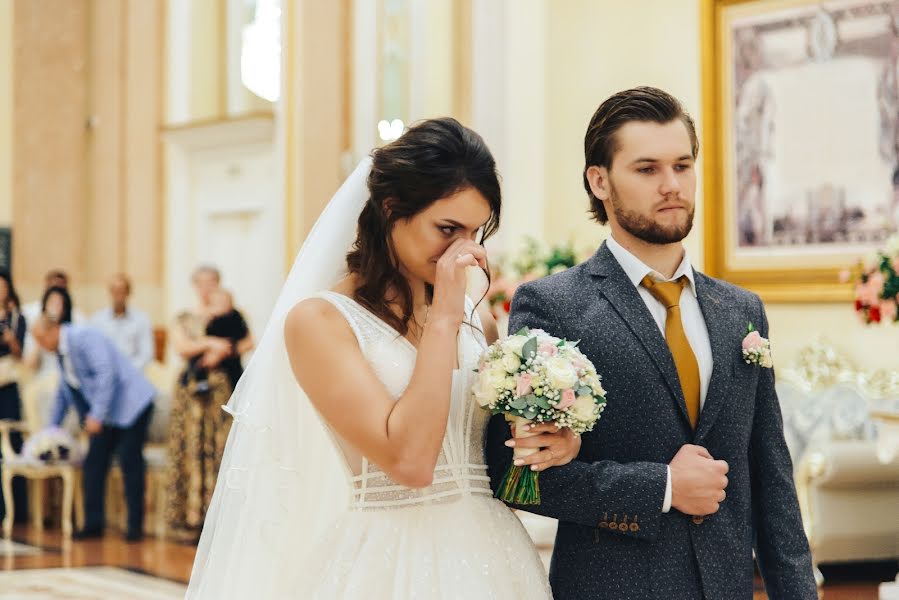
803,440,899,489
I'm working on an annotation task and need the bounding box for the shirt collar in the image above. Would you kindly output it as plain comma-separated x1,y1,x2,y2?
605,234,697,297
58,324,70,357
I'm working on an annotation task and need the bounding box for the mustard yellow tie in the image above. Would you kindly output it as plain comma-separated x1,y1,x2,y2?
641,275,700,429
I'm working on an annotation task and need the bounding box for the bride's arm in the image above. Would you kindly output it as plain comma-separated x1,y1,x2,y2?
285,239,486,489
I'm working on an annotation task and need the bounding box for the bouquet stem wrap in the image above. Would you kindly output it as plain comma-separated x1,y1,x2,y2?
497,415,541,505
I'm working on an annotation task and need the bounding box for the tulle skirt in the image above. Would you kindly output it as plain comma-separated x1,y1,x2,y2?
299,494,552,599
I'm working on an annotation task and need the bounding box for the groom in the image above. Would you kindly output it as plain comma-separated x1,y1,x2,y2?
486,87,816,599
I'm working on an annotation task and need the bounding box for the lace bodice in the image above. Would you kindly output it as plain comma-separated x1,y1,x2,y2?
316,291,493,509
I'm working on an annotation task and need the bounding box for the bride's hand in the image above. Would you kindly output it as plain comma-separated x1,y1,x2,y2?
429,238,487,326
504,423,581,472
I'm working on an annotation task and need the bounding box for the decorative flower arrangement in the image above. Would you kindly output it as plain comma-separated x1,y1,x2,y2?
21,427,82,465
486,238,583,320
845,234,899,324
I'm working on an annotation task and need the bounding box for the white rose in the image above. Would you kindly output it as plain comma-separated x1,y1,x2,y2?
589,378,606,397
486,366,508,391
501,353,522,373
502,336,528,357
472,378,497,407
546,357,578,390
569,394,597,421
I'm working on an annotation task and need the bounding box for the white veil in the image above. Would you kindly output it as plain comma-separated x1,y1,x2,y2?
185,158,373,599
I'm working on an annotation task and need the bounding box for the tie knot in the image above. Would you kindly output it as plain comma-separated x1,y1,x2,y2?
641,275,687,309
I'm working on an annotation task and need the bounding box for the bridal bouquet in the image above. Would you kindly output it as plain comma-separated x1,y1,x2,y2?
472,327,607,504
21,427,82,465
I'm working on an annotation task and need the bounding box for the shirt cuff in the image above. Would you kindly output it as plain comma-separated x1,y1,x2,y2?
662,464,673,513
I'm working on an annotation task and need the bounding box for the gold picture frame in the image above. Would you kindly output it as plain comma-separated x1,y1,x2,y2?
700,0,898,302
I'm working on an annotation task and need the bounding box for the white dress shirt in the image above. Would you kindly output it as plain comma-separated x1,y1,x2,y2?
57,326,80,389
91,307,154,371
605,235,714,513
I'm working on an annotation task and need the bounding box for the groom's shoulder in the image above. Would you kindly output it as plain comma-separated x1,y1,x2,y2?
695,270,763,310
517,261,589,298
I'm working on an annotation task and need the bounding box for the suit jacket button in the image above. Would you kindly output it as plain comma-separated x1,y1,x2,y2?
630,523,640,532
692,516,704,525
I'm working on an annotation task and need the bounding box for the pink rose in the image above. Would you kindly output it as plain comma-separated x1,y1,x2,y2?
516,373,533,397
856,277,883,307
838,269,851,283
538,342,557,357
556,389,576,410
742,330,764,351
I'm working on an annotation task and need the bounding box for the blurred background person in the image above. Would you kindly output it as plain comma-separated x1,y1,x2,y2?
91,273,154,372
0,270,28,526
163,266,253,543
31,305,155,543
22,270,85,376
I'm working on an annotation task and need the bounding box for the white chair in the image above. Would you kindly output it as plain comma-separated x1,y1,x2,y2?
0,419,83,537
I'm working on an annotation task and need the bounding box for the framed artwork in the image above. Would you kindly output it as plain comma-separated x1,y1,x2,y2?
701,0,899,301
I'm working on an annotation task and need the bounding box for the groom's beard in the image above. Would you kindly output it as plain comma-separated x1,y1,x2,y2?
609,183,694,245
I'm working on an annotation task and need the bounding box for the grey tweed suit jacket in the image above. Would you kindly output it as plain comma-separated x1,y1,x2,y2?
485,242,817,600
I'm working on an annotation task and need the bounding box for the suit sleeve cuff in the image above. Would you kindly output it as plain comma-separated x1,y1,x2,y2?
662,465,672,513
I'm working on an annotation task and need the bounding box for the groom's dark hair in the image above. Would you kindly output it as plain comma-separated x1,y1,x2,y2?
346,117,501,336
583,87,699,224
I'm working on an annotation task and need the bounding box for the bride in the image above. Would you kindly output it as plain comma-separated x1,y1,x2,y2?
185,118,580,598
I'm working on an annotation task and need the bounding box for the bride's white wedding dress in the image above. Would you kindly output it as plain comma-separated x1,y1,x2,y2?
299,291,552,599
184,159,550,599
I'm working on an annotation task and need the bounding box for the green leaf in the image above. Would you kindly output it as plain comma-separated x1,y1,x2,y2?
746,322,755,333
515,327,530,336
523,408,538,420
534,396,552,410
523,394,539,407
522,337,538,360
556,340,566,347
509,397,528,410
577,386,592,397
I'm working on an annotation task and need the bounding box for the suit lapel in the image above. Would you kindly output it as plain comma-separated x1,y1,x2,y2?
693,274,734,442
587,244,692,430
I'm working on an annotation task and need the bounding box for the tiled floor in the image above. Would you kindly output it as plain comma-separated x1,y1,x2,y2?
0,524,894,599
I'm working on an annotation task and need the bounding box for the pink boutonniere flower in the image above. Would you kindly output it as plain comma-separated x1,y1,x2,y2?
741,324,772,368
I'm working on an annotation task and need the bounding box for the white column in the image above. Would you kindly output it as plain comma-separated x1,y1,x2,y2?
470,0,546,253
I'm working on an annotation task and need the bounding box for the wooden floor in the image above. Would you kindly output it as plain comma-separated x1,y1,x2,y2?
1,525,895,598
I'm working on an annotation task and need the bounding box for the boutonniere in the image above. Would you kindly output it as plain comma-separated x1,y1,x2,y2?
741,323,772,368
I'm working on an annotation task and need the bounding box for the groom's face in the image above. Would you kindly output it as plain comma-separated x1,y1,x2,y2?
591,120,696,245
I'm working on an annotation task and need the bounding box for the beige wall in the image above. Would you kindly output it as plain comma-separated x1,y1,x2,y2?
12,0,90,299
0,1,12,227
10,0,164,322
282,0,348,265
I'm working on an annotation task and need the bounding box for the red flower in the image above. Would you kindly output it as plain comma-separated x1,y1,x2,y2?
855,299,864,311
503,299,512,314
870,306,882,323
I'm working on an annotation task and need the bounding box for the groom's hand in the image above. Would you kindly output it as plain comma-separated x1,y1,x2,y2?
669,444,729,516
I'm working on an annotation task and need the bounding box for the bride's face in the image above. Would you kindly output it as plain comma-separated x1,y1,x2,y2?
390,186,493,286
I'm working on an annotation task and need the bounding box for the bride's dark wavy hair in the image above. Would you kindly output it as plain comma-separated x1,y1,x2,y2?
346,117,501,335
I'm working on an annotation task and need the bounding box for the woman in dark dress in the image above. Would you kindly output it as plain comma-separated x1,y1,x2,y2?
0,271,28,524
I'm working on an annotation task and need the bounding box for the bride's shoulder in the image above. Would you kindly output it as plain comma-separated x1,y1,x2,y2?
284,295,356,349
